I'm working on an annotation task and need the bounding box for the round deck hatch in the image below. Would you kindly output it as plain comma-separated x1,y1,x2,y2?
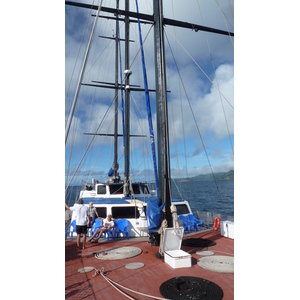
95,246,142,260
160,276,223,300
196,250,214,256
197,255,234,273
77,266,95,273
125,262,144,269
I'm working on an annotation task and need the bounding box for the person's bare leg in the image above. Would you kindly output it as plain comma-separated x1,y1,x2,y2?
82,233,86,249
88,229,99,242
76,234,80,249
93,229,103,242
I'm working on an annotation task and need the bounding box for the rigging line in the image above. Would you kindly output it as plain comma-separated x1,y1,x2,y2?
65,0,95,104
78,1,123,81
227,0,234,22
197,1,234,156
65,93,116,190
172,178,186,201
65,0,104,144
214,0,234,31
117,23,154,171
170,0,188,181
113,24,153,100
167,2,188,183
129,24,154,73
166,55,183,186
167,89,187,200
84,23,126,79
135,0,159,192
214,0,234,47
165,27,234,110
127,92,153,180
165,33,224,204
66,83,90,185
117,18,125,151
65,14,101,180
86,91,122,182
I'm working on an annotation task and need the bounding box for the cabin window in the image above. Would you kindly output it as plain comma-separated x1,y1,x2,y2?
132,184,140,194
140,184,149,194
112,206,139,219
109,184,124,195
95,207,107,218
175,204,190,215
97,185,106,195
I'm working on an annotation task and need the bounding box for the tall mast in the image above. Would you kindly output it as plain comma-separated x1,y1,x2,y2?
153,0,172,226
113,0,119,177
124,0,131,195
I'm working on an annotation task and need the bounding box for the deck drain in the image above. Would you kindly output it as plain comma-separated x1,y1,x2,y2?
197,255,234,273
160,276,223,300
95,246,142,260
125,262,144,269
196,250,214,256
77,266,95,273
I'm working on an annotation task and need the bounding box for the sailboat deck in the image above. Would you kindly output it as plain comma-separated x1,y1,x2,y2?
65,229,234,299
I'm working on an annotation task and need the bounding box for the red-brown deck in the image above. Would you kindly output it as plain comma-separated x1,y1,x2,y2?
65,230,234,299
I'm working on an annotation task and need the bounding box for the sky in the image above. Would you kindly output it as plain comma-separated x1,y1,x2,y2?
65,0,234,186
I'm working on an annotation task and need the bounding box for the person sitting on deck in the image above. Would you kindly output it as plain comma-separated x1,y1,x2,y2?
88,214,114,243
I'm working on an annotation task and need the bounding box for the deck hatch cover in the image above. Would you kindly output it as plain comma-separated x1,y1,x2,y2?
160,276,223,300
181,237,216,247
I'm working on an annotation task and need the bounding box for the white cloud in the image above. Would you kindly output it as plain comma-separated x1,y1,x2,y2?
65,0,234,179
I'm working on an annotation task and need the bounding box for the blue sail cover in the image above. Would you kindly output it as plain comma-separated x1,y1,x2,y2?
146,198,165,233
135,0,159,195
108,167,113,177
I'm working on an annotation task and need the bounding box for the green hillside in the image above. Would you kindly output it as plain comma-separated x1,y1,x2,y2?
178,170,234,181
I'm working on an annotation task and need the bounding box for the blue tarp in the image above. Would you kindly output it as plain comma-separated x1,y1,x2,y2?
146,198,165,233
108,167,113,177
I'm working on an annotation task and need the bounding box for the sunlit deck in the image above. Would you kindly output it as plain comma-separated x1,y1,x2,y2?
65,229,234,299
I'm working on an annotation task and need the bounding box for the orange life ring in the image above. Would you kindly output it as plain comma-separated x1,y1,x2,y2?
213,216,220,231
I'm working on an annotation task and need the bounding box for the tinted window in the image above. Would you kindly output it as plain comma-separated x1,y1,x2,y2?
112,206,139,219
97,185,106,194
95,207,107,218
175,204,190,215
132,184,140,194
109,184,124,195
140,184,149,194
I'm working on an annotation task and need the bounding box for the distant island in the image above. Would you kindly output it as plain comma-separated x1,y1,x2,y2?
175,170,234,181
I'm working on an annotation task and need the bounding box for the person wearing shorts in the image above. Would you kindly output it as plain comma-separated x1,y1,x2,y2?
65,198,89,250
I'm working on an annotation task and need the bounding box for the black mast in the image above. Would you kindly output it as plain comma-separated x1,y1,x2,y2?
153,0,172,227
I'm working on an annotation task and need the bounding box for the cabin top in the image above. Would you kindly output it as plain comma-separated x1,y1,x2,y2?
80,181,152,198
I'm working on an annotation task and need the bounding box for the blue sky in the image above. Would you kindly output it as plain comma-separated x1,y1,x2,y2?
65,0,234,186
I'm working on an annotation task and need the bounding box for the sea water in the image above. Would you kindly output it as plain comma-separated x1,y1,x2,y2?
172,180,234,218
